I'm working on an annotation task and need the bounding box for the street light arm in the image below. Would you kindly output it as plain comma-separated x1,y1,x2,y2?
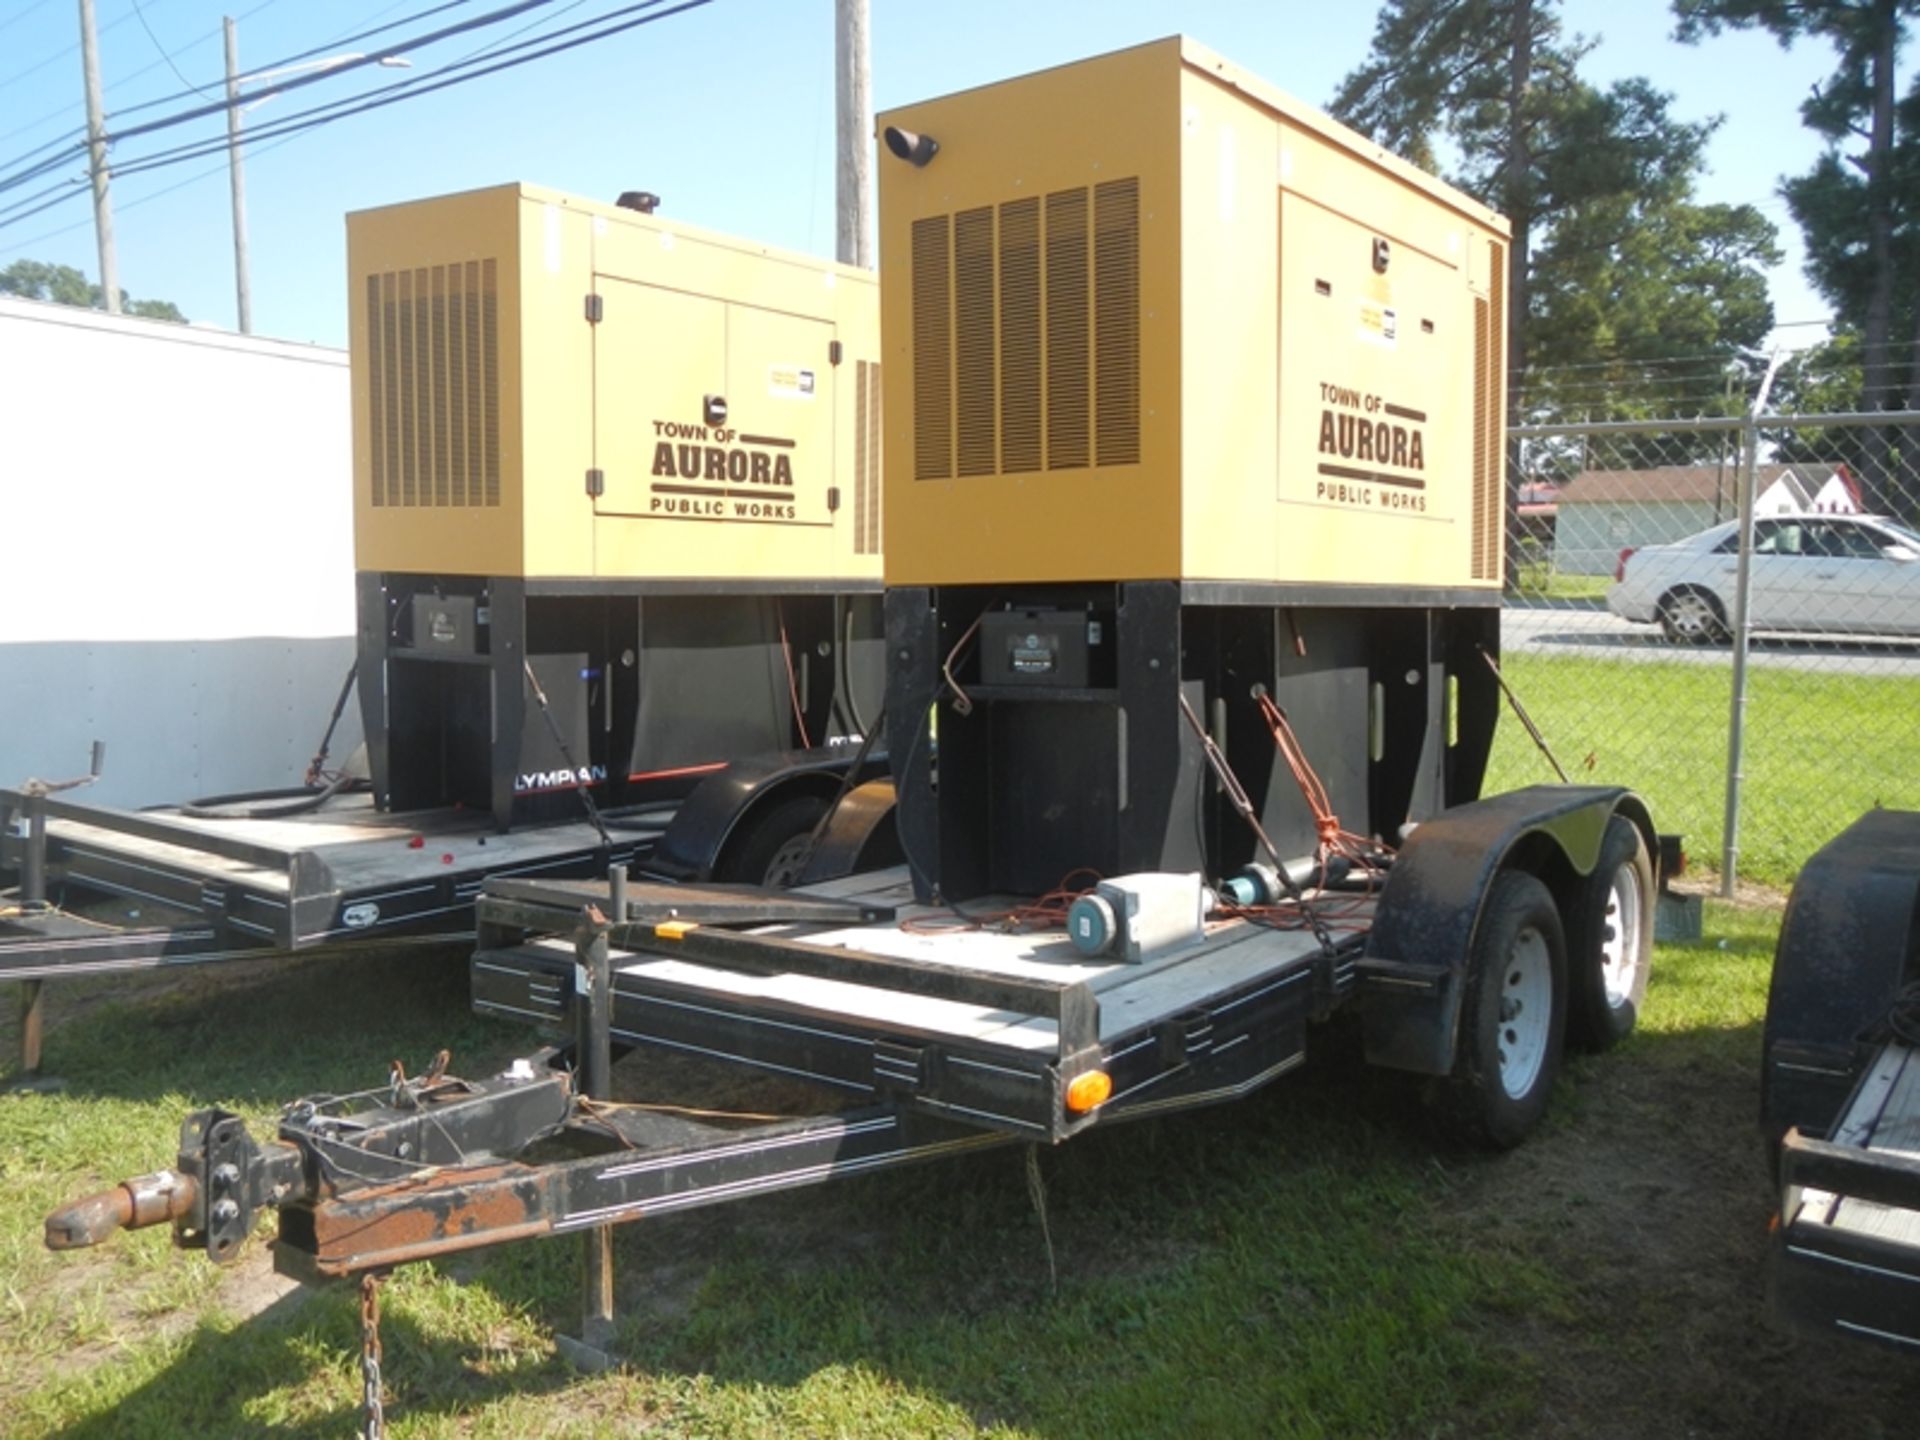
235,53,411,87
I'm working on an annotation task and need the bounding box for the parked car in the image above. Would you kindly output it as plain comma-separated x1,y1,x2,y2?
1607,513,1920,643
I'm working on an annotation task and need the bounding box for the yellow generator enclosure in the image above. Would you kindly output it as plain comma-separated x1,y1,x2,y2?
344,185,886,835
348,182,884,585
876,36,1509,592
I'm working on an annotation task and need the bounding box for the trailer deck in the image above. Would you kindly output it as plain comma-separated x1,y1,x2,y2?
1774,1038,1920,1351
1,788,655,980
471,866,1368,1142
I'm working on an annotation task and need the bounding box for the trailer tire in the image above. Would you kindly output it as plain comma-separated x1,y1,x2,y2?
1434,871,1568,1151
1568,817,1653,1053
715,795,830,888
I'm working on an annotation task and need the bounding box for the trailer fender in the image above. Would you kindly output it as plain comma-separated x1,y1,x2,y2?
1357,784,1655,1076
646,747,890,884
796,779,901,885
1762,808,1920,1147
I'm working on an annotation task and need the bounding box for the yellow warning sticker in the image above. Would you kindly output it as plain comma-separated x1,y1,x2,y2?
768,364,817,399
1358,301,1398,349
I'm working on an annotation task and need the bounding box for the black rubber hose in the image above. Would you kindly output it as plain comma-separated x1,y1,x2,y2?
180,771,360,821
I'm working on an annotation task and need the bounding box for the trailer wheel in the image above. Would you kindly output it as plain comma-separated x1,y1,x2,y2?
715,795,830,888
1435,871,1568,1150
1568,817,1653,1053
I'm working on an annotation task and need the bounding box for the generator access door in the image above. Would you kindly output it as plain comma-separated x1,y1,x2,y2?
590,278,839,583
1274,194,1475,589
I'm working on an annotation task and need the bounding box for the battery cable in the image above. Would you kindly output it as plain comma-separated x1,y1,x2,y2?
523,658,612,849
1175,692,1339,959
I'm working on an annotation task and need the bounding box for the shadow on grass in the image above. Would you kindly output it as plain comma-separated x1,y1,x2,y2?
4,943,528,1111
36,1046,1506,1440
27,904,1866,1439
44,1280,589,1440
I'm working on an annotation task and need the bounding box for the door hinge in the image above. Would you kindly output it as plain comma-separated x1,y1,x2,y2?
584,293,604,324
828,339,843,366
586,468,605,497
827,486,841,513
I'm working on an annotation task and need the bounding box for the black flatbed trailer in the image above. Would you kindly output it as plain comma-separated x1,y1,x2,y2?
1761,807,1920,1354
37,782,1658,1440
45,859,1369,1280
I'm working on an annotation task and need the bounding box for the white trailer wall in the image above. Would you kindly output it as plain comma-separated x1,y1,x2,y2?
0,296,361,808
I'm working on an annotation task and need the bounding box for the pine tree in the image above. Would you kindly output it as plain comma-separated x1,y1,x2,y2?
1675,0,1918,515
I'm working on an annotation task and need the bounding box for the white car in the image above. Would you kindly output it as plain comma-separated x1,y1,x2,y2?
1607,513,1920,643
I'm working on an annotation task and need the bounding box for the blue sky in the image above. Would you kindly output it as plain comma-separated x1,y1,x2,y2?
0,0,1844,356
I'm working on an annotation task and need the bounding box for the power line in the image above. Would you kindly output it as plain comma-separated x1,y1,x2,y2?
0,138,263,260
114,0,478,122
99,0,691,176
0,0,163,91
0,4,492,260
0,0,552,206
0,0,62,37
128,0,217,101
0,0,714,233
0,0,287,152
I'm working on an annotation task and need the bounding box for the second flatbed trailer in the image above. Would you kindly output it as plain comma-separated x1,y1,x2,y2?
1762,808,1920,1352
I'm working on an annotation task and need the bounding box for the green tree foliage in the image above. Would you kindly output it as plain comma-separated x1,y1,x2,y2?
0,258,187,323
1675,0,1917,513
1332,0,1779,425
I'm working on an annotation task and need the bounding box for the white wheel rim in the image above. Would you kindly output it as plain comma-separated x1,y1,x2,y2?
1670,595,1712,636
1498,925,1552,1100
1599,861,1644,1009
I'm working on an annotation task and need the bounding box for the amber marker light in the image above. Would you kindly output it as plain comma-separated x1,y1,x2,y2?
1064,1070,1113,1115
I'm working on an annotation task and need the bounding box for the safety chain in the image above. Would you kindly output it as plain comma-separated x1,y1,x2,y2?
359,1270,387,1440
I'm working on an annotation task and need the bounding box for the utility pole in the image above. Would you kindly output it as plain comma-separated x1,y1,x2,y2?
224,16,252,334
834,0,872,269
77,0,119,313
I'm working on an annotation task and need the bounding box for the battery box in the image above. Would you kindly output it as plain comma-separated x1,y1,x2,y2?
979,606,1112,688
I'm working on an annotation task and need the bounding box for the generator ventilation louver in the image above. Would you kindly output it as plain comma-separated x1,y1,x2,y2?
365,259,501,508
911,177,1141,481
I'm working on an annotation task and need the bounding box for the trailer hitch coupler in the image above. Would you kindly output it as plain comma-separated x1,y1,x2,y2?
45,1169,199,1250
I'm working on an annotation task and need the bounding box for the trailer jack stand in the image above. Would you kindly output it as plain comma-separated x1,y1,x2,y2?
555,866,622,1372
8,979,63,1093
554,1226,619,1373
6,742,104,1090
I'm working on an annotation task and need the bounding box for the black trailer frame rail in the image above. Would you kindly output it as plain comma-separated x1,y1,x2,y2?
470,868,1359,1145
0,788,648,965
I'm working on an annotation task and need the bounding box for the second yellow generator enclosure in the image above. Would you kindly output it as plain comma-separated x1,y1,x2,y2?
345,184,885,834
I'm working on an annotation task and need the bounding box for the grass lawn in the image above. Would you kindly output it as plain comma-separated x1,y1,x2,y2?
1508,568,1611,603
5,904,1920,1437
1483,651,1920,888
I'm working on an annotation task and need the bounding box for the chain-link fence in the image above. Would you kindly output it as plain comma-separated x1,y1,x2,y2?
1496,408,1920,892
